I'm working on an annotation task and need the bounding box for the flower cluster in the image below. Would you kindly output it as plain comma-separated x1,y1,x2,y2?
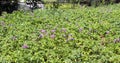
114,38,120,43
22,44,29,49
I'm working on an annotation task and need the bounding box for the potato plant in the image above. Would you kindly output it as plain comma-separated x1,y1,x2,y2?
0,4,120,63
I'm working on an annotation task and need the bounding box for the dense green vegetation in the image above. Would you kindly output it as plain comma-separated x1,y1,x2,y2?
0,3,120,63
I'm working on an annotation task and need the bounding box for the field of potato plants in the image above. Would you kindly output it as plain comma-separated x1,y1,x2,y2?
0,3,120,63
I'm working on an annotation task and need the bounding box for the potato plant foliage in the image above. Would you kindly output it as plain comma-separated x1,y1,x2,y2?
0,4,120,63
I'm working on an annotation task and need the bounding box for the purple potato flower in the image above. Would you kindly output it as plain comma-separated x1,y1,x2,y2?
67,38,74,42
40,29,46,33
39,34,44,38
114,38,120,43
69,38,74,41
51,29,56,33
105,31,110,35
50,34,55,39
61,28,67,32
79,28,83,32
22,44,29,49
